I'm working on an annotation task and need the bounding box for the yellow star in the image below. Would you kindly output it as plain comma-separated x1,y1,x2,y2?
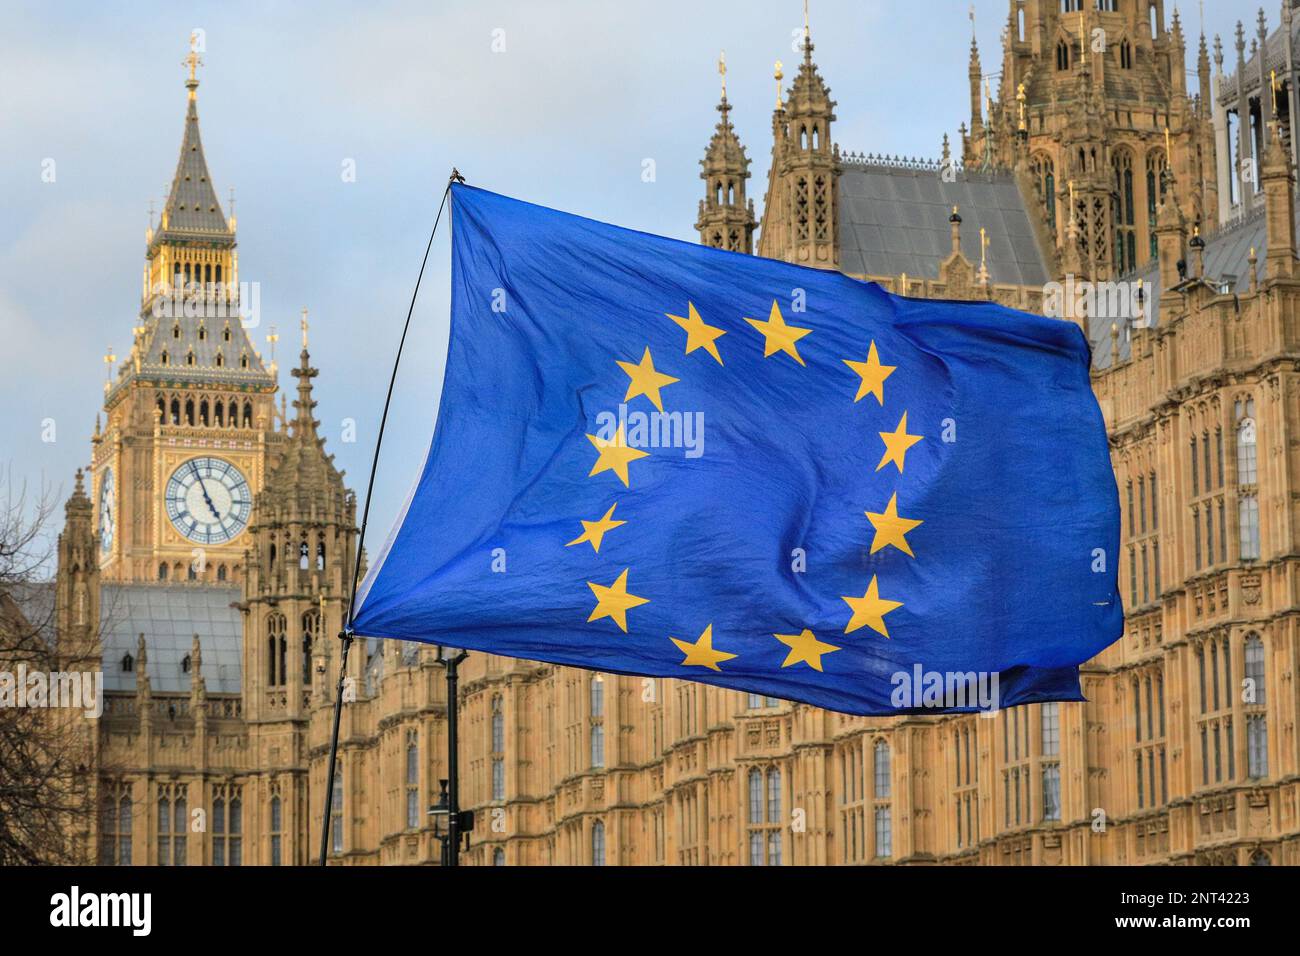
586,424,650,487
586,568,650,632
843,340,896,404
670,623,737,672
865,493,923,558
566,503,626,553
616,347,679,412
774,628,841,672
876,411,922,473
842,575,903,637
666,302,726,364
744,300,812,366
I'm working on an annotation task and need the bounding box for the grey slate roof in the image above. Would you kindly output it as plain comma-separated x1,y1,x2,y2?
837,157,1050,287
131,310,276,391
99,584,243,694
160,88,231,237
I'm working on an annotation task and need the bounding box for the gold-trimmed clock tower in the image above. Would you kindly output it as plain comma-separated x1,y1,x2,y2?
91,46,279,584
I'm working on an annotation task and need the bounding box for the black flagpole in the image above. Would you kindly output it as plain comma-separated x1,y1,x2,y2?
319,169,462,867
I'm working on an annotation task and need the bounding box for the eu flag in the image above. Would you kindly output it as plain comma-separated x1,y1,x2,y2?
352,184,1122,715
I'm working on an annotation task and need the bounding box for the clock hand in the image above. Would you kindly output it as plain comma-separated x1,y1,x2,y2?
189,461,223,520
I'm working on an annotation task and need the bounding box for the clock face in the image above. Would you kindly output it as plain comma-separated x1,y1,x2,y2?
165,457,251,545
98,467,115,555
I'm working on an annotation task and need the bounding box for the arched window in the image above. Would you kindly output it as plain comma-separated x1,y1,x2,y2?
184,399,194,425
213,796,225,865
270,795,282,866
1119,38,1132,69
122,653,133,672
748,768,762,824
158,563,168,581
215,352,224,367
1245,634,1268,779
491,695,505,800
197,324,207,341
1056,40,1070,71
242,402,252,428
228,400,238,426
185,349,195,367
161,350,170,366
156,396,165,420
316,541,326,571
1149,155,1170,264
1237,399,1260,560
1250,850,1272,866
1245,634,1265,705
591,820,605,866
199,399,209,426
267,613,287,686
1113,150,1136,273
590,676,605,769
1031,154,1057,235
493,847,505,866
172,322,181,339
873,739,891,797
228,797,242,866
299,540,309,571
301,610,318,684
118,795,133,865
405,733,419,829
214,401,224,427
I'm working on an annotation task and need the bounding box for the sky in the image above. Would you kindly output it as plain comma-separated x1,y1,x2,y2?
0,0,1259,564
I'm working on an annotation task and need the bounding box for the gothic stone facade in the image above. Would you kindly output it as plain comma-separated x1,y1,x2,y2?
41,3,1300,866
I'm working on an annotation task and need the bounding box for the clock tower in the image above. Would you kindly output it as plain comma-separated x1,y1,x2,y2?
91,44,279,584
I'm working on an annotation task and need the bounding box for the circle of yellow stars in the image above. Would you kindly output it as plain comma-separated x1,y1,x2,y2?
564,297,923,680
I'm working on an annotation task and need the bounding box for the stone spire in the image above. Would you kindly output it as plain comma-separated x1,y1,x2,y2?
245,332,357,724
758,7,840,268
156,35,231,242
696,52,757,253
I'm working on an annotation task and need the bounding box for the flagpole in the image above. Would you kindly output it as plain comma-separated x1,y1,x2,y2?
319,168,463,867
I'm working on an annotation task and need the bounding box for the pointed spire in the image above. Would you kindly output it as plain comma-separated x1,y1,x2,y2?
291,338,320,443
802,0,813,65
156,34,230,240
697,51,756,253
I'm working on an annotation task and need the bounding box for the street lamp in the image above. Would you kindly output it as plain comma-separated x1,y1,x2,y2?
432,645,472,865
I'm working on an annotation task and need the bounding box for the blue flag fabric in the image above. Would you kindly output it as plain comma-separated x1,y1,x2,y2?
352,184,1122,715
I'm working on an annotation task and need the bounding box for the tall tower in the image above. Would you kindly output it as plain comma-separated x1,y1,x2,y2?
696,52,758,253
969,0,1214,279
92,40,278,584
757,10,841,268
242,323,357,864
243,321,357,727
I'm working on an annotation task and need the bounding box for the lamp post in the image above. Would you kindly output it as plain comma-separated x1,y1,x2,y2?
430,645,472,865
